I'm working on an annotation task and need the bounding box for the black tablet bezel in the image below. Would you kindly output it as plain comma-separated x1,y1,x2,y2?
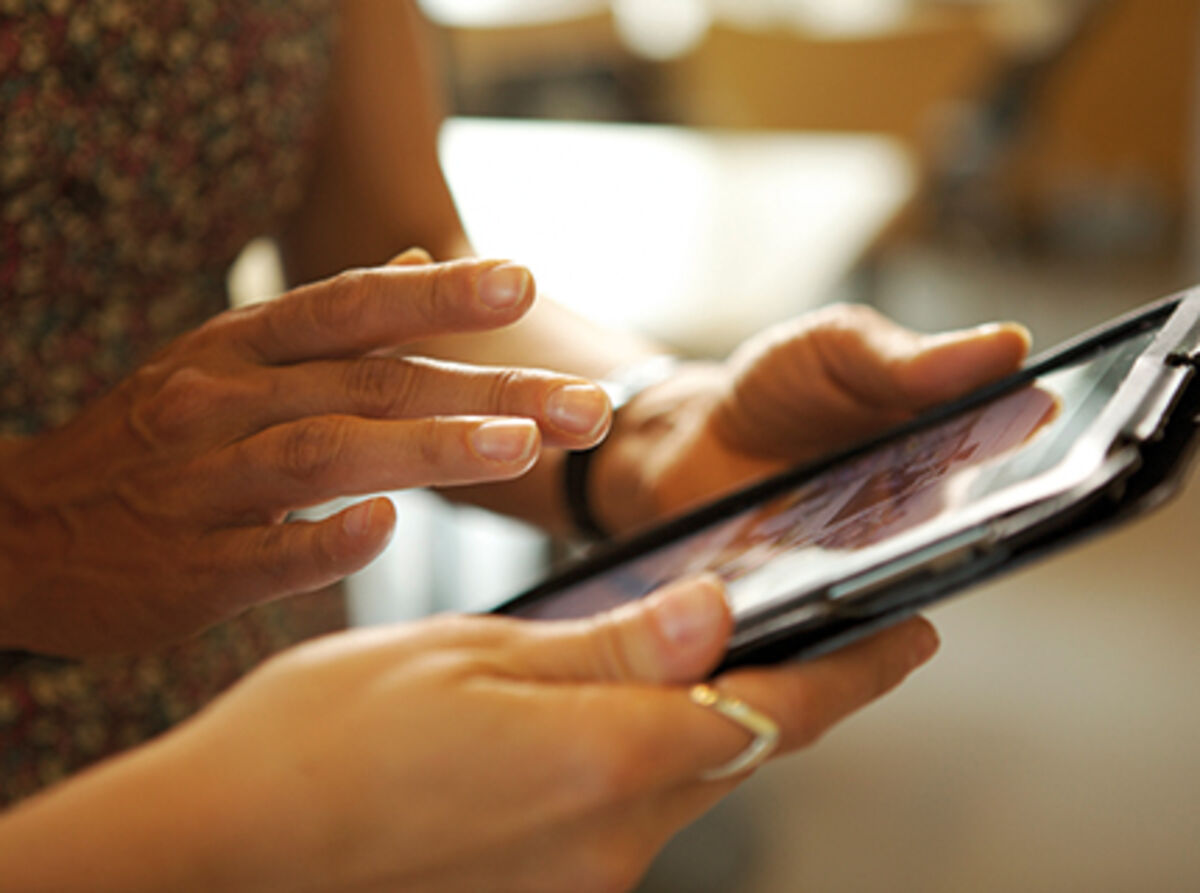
495,291,1200,669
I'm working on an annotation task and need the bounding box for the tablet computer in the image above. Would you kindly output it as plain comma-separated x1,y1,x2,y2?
495,290,1200,671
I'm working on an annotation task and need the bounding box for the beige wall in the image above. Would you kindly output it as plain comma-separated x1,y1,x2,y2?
661,10,999,147
1007,0,1200,220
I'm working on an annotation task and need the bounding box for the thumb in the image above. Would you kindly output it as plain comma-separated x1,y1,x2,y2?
508,575,733,685
716,306,1031,462
898,322,1033,407
777,306,1031,412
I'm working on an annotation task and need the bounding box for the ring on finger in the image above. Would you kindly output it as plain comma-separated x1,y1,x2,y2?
690,684,781,781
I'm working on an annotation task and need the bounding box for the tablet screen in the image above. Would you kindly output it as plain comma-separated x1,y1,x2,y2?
513,328,1156,623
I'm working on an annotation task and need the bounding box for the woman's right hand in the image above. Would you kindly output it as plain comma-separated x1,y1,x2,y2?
0,257,613,656
0,576,939,893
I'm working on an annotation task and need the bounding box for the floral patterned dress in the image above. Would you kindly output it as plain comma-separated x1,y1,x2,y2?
1,0,343,803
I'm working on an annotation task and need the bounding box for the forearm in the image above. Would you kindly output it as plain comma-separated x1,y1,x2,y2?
278,0,667,380
0,735,229,892
275,0,674,533
277,1,465,286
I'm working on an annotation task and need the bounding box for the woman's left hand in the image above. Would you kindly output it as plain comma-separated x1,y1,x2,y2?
0,575,937,893
591,304,1031,534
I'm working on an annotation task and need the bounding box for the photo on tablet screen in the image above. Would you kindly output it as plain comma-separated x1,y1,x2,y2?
510,327,1157,626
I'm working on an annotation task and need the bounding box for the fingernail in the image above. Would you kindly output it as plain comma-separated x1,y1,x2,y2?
961,322,1005,341
478,264,532,310
650,575,728,648
972,321,1032,348
546,384,609,436
342,499,376,539
1001,322,1033,351
469,419,538,463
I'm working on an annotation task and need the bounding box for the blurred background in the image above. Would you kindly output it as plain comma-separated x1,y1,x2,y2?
243,1,1200,889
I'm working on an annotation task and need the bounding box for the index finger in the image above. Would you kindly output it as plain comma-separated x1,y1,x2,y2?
229,259,535,364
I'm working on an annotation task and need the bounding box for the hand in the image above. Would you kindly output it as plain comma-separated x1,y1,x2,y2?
592,304,1031,532
0,576,938,892
0,257,613,656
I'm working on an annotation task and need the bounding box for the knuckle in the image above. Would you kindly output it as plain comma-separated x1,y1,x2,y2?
311,270,370,336
248,520,338,597
413,416,454,470
414,263,463,331
183,314,226,352
188,307,251,355
309,517,349,580
248,522,296,592
251,300,294,358
343,357,416,418
798,303,883,353
587,616,641,681
485,366,529,413
131,367,228,442
277,417,347,484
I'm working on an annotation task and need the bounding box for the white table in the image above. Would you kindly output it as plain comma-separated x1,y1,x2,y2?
440,117,914,355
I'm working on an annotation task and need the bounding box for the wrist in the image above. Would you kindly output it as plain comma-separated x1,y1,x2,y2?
563,356,682,540
586,361,727,536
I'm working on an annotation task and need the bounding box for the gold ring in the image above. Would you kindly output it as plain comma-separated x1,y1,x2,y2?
690,684,781,781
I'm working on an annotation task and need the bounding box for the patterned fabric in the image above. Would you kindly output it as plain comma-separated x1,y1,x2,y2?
1,0,342,804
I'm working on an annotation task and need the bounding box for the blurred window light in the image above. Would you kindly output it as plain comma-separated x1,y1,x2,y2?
709,0,911,36
417,0,605,27
419,0,988,58
419,0,930,60
611,0,711,59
